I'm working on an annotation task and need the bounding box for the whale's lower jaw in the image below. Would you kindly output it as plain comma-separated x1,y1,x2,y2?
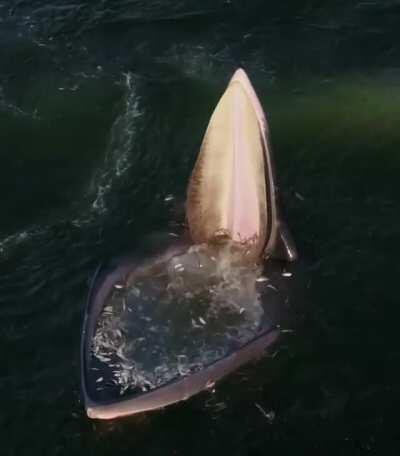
186,69,297,263
81,242,283,420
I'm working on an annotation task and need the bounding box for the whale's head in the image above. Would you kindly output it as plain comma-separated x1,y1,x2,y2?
187,69,296,263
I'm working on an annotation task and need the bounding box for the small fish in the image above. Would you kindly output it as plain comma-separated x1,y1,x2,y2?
164,194,174,202
199,317,206,325
214,402,227,412
239,308,245,315
255,403,275,422
206,380,215,390
168,232,179,237
96,377,104,383
266,284,278,291
295,192,305,201
191,318,201,328
256,276,269,283
131,287,141,297
114,283,124,289
282,271,293,278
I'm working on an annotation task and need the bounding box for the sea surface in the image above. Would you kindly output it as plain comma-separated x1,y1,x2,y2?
1,1,400,455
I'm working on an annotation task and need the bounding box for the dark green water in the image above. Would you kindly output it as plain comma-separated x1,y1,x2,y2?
1,1,400,455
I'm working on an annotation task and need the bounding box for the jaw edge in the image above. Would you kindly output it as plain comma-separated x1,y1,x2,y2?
186,68,298,263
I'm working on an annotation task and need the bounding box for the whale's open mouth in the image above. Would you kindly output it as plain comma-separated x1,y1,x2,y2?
81,243,285,420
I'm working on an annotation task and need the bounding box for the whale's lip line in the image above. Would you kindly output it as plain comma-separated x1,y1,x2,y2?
227,78,261,243
231,68,277,254
228,68,274,253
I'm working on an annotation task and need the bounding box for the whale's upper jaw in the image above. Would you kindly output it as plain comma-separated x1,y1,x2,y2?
186,68,296,262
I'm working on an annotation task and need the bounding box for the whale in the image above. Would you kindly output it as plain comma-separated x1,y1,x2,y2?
80,68,297,420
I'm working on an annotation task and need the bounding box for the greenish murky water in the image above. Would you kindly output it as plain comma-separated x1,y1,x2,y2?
1,1,400,455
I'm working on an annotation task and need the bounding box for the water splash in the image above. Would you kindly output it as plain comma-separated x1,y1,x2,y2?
91,72,142,215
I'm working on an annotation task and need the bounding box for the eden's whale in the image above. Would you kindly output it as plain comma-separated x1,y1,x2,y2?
81,69,297,420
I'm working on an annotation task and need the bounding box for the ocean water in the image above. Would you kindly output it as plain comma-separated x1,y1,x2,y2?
1,1,400,455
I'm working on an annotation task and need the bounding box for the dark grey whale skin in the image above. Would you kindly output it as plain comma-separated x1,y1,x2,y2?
80,240,281,420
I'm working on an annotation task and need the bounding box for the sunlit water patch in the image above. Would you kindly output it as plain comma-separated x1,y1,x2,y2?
91,244,271,396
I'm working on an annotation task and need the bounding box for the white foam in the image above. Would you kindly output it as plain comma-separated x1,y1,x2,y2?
91,72,142,215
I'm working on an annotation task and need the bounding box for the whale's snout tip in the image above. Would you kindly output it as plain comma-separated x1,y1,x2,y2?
231,68,250,84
